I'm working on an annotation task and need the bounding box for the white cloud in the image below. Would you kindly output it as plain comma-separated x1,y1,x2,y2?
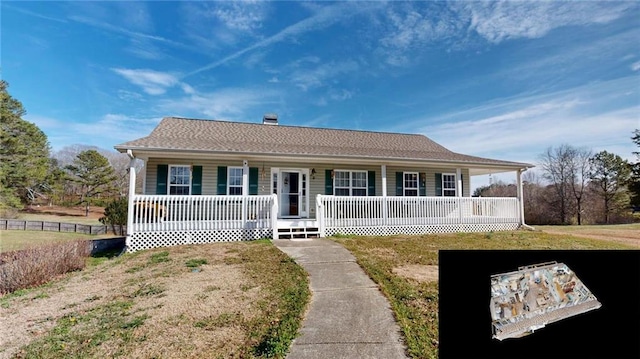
455,1,634,43
415,77,640,165
268,76,280,83
212,0,266,32
112,68,181,95
289,60,359,91
184,2,382,77
631,61,640,71
158,87,281,120
24,114,161,151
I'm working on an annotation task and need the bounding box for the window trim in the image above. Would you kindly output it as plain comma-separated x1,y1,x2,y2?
403,171,419,197
227,166,244,195
442,173,457,197
333,170,368,196
168,165,191,195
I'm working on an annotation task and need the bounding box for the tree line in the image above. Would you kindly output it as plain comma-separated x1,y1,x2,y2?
475,136,640,225
1,80,134,219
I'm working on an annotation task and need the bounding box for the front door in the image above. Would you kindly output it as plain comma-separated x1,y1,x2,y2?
275,169,308,218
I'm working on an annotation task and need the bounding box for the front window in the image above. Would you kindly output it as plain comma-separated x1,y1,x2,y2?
169,165,190,195
228,167,243,195
334,170,368,196
404,172,418,196
442,173,456,196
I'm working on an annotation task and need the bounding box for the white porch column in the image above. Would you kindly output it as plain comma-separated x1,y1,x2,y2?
140,157,148,194
517,168,525,225
125,150,137,249
242,160,249,226
381,165,387,197
456,168,462,197
242,160,249,195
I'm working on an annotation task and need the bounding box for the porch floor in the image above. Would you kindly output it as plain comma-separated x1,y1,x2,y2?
276,218,319,240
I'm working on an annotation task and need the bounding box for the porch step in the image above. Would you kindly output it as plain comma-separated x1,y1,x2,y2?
277,227,320,240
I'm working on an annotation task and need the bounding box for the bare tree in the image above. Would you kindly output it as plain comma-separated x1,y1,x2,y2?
568,147,592,225
539,145,577,224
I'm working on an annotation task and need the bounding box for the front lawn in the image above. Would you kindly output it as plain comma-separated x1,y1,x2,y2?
333,231,634,359
1,240,310,359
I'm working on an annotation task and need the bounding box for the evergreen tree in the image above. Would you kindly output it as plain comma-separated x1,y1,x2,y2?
0,80,51,213
66,150,118,216
588,151,631,224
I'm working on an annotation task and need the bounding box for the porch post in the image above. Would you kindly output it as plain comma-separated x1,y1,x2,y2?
125,150,136,250
271,194,279,239
242,160,249,227
517,168,525,225
456,168,462,197
381,165,387,197
317,194,325,237
140,157,147,194
381,165,388,230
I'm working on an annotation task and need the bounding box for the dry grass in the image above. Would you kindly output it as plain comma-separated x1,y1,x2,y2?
536,223,640,247
0,240,309,359
334,230,635,359
0,240,91,294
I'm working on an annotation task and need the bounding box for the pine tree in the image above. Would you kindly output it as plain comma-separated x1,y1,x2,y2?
0,80,51,214
66,150,118,216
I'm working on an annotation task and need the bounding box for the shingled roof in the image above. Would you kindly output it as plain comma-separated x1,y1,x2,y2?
115,117,532,169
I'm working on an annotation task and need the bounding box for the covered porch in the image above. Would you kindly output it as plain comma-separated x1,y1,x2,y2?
125,191,524,252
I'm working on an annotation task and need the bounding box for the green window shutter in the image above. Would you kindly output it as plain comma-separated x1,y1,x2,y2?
396,172,403,196
419,172,426,196
325,170,333,195
435,173,442,196
191,166,202,195
367,171,376,196
460,173,464,196
156,164,168,195
217,166,227,195
249,167,259,195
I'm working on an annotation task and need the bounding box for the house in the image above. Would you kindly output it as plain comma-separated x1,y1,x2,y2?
115,115,533,251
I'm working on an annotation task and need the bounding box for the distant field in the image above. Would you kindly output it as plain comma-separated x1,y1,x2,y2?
0,230,109,253
536,223,640,247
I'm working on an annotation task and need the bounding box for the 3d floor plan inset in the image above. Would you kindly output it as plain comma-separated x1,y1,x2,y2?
490,261,602,341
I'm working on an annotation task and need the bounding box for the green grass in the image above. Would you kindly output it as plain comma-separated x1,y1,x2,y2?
333,231,634,359
0,230,111,253
536,223,640,233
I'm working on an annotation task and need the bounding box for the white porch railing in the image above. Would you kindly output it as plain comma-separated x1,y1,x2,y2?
132,194,277,232
127,194,277,251
316,195,520,237
126,194,521,251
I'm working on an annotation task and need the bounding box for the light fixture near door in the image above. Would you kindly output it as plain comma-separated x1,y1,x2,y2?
311,168,316,179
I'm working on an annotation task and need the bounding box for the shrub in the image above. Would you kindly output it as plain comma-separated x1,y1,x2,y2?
0,240,91,294
100,198,128,235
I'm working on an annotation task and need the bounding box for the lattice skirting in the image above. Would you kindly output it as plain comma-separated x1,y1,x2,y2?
324,223,520,237
128,228,273,252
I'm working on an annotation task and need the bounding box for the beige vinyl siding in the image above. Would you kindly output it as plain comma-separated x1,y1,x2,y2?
386,166,470,197
145,158,469,200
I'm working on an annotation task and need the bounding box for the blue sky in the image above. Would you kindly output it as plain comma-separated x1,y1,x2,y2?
3,1,639,187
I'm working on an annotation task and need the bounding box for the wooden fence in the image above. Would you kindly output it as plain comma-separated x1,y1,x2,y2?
0,219,109,235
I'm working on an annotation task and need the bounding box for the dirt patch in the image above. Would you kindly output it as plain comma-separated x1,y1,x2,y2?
0,244,264,359
392,265,439,283
364,247,398,260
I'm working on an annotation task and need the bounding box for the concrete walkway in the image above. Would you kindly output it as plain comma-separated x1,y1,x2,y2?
273,238,407,359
